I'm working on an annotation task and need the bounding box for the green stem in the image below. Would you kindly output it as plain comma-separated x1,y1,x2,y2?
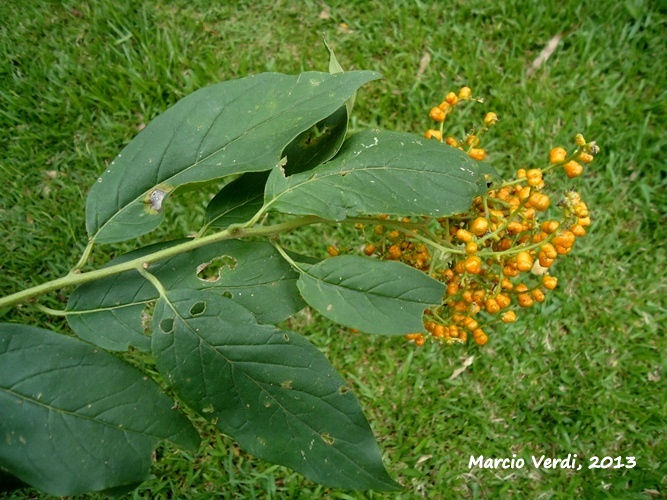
0,215,322,310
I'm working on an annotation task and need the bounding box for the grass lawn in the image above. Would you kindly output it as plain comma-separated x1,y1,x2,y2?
1,0,665,498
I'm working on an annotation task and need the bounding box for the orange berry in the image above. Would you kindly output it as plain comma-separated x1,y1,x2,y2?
577,216,591,227
517,168,527,179
445,136,459,147
484,112,499,126
564,160,583,178
553,230,576,248
485,298,500,314
549,147,568,164
529,192,550,211
445,91,459,105
468,148,486,161
516,251,534,272
429,107,446,122
425,129,443,141
471,217,489,236
541,220,560,234
415,335,426,346
456,228,474,243
518,293,533,307
388,244,402,260
387,230,401,240
327,246,339,257
502,310,517,323
447,282,460,296
433,324,447,338
473,328,488,345
571,224,586,237
465,242,478,254
364,244,376,256
495,293,511,309
542,275,558,290
526,168,543,187
458,86,472,99
532,288,546,303
464,255,483,274
578,152,594,163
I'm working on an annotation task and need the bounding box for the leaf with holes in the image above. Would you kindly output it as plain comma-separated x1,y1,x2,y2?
0,323,199,497
295,255,445,335
86,70,381,244
265,129,492,220
67,240,304,351
151,289,399,491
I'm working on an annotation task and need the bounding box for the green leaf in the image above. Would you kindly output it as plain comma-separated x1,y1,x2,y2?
280,105,349,176
295,255,445,335
205,171,268,229
86,70,381,244
67,240,303,351
265,129,492,220
0,324,199,497
152,290,399,491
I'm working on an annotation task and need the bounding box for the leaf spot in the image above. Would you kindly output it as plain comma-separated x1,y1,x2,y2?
321,432,335,445
159,318,174,334
201,405,214,414
283,333,290,342
148,188,168,212
326,304,333,311
196,255,238,282
189,301,206,317
222,291,233,299
338,385,350,395
280,380,293,389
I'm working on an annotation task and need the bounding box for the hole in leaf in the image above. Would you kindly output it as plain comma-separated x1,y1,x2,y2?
321,432,335,445
196,255,238,282
189,301,206,317
141,301,156,334
283,333,290,342
338,385,351,395
159,318,174,334
222,291,233,299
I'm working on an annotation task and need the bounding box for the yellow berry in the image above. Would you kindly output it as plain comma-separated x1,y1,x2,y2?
542,275,558,290
429,107,446,122
502,310,517,323
549,147,568,164
464,255,483,274
516,251,534,272
564,160,584,178
526,168,543,187
465,242,478,254
468,148,486,161
458,86,472,99
574,133,586,147
425,129,443,141
456,228,474,243
484,112,499,126
471,217,489,236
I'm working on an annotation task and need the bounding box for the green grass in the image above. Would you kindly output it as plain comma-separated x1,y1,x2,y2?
1,0,665,498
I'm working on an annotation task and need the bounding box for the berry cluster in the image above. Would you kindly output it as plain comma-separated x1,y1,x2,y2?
349,88,597,347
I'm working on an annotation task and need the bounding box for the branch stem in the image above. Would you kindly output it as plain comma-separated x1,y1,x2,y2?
0,215,322,310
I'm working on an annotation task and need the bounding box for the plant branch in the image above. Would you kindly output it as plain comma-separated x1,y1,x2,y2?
0,215,322,310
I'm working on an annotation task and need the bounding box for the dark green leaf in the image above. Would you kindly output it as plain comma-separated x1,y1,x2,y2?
296,255,445,335
281,105,349,176
86,71,381,244
0,324,199,496
67,240,304,351
152,290,400,491
205,171,268,229
265,129,492,220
